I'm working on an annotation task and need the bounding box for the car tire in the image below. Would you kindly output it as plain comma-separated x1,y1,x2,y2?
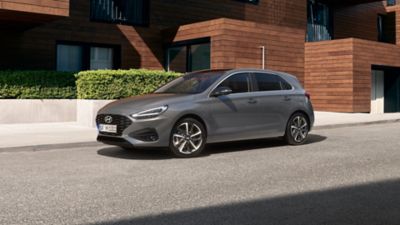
169,118,207,158
284,112,310,145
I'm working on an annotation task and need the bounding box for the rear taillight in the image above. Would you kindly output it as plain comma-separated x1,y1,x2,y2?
305,92,311,100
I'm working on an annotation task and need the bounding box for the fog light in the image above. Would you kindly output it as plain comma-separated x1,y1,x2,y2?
129,128,159,142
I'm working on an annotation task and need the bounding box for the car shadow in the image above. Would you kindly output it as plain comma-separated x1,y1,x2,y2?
97,134,327,160
205,134,327,155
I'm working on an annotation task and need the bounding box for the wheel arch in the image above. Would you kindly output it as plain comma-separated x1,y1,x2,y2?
288,110,311,128
174,113,208,136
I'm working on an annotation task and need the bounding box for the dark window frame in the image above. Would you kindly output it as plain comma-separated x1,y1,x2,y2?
55,40,121,71
387,0,396,6
377,12,396,44
89,0,150,27
165,37,211,72
234,0,259,5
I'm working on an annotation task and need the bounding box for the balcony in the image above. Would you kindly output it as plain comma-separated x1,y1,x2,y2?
90,0,149,26
0,0,69,25
320,0,386,6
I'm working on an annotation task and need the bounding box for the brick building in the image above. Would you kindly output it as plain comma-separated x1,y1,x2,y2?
0,0,400,113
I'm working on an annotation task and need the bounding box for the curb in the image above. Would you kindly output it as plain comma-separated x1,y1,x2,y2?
0,119,399,153
312,118,400,130
0,141,102,153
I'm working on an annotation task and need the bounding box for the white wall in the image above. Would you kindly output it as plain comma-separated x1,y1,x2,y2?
0,99,114,127
371,70,384,114
0,100,77,124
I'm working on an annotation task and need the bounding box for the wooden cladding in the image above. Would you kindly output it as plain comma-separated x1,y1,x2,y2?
0,0,69,16
305,38,400,112
167,18,305,83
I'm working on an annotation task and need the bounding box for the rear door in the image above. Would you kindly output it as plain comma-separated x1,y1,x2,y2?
251,73,294,136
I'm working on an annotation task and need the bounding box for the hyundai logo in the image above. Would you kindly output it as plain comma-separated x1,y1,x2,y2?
104,116,113,124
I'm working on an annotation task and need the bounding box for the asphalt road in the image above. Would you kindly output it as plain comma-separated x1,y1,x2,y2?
0,123,400,225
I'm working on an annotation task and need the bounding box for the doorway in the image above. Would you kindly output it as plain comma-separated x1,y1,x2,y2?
371,70,384,114
371,67,400,113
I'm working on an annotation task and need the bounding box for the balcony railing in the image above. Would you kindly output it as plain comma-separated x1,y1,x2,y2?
90,0,149,26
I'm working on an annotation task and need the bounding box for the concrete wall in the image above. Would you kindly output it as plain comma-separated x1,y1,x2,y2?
0,99,114,127
0,100,77,124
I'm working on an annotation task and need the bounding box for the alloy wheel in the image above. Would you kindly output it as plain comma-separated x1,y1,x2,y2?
172,122,203,155
290,116,309,143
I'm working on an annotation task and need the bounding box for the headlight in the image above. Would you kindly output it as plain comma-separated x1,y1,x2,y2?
131,106,168,120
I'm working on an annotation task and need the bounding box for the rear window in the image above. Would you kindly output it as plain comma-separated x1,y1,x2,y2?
254,73,292,91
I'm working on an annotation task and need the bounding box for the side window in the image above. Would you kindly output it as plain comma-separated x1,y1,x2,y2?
254,73,292,91
218,73,250,94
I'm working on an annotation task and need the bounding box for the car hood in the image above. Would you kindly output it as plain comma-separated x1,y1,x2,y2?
98,93,195,115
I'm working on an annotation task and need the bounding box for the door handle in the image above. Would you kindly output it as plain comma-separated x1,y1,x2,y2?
284,96,292,101
248,98,257,104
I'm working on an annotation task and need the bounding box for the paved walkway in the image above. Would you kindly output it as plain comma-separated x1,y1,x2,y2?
0,112,400,151
314,111,400,128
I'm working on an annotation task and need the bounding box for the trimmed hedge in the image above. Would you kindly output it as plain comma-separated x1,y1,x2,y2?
0,71,76,99
75,69,181,99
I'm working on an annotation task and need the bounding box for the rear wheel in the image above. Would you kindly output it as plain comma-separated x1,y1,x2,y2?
285,113,310,145
169,118,206,158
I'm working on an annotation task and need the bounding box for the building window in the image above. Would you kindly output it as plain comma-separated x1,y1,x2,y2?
306,0,333,42
378,13,396,44
90,47,114,70
387,0,396,6
57,45,83,72
90,0,149,26
56,42,120,72
166,38,210,73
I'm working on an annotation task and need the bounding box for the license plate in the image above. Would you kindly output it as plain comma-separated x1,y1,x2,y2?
99,124,117,133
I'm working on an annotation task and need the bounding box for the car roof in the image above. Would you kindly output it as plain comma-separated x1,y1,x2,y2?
186,68,299,82
225,68,297,78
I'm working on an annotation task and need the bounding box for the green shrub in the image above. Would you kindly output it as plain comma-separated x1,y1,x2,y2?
0,71,76,99
75,69,181,99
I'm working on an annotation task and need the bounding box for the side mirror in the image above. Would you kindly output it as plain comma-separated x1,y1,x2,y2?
211,86,233,97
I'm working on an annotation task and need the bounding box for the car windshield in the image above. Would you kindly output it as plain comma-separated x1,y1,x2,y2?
155,71,226,94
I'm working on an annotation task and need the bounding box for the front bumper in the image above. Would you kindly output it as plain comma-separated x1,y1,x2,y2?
96,114,173,148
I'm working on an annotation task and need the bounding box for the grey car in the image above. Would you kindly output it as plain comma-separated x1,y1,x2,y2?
96,69,314,158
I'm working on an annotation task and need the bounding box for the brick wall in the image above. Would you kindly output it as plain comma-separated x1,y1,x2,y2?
168,18,306,82
0,0,306,70
0,0,69,16
305,38,400,112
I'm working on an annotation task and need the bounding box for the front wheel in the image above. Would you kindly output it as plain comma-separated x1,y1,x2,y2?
169,118,207,158
285,113,310,145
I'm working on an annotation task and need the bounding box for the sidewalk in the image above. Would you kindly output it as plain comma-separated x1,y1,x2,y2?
1,112,400,152
0,122,99,151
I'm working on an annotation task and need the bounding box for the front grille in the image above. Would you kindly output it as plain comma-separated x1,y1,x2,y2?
96,114,132,136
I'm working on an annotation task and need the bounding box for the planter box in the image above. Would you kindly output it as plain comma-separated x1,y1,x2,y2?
0,100,77,124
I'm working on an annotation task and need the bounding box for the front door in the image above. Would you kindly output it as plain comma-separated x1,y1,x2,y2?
205,73,261,142
384,71,400,113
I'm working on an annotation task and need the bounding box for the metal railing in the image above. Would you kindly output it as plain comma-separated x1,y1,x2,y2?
90,0,148,26
306,23,332,42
